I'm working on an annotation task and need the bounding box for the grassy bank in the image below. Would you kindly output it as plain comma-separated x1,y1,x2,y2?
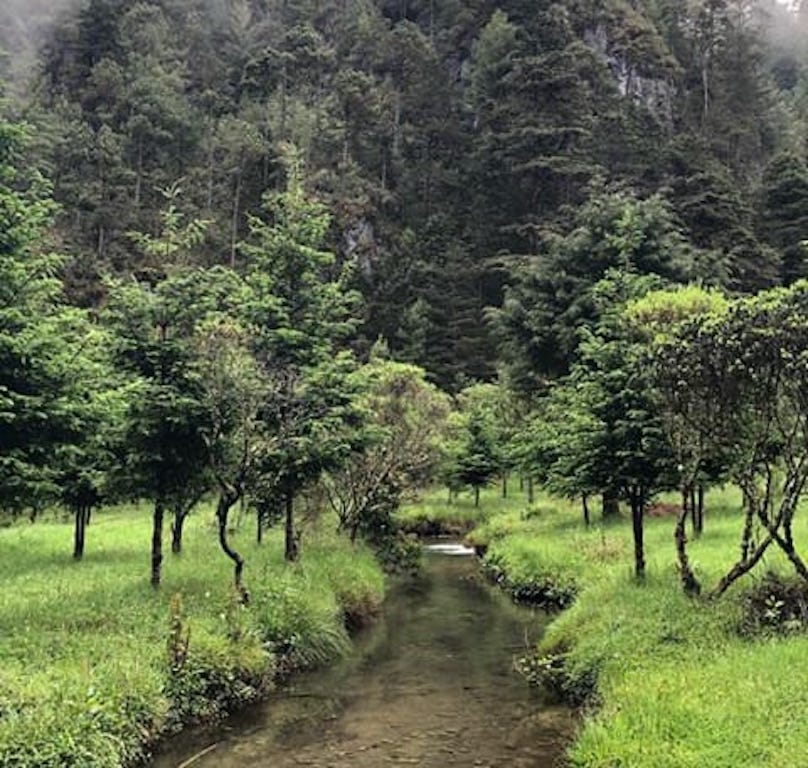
0,506,384,768
404,484,808,767
397,484,525,536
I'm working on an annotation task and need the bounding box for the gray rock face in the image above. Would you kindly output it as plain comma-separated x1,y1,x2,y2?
584,24,676,129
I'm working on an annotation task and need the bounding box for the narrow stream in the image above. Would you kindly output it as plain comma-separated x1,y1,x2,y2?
153,543,574,768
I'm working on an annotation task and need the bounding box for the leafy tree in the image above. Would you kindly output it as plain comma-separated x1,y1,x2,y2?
493,184,700,394
105,276,210,587
657,282,808,596
195,315,264,601
630,284,730,593
759,150,808,283
444,392,501,508
324,357,450,545
0,115,94,524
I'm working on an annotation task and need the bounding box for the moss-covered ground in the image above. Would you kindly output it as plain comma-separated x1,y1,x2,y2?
0,505,384,767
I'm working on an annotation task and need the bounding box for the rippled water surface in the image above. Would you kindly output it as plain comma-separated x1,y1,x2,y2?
153,544,573,768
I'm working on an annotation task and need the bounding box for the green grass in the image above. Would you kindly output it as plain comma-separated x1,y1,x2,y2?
417,483,808,767
396,481,527,535
0,505,384,767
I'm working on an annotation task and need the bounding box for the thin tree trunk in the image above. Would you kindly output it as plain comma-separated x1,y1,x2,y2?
527,477,534,504
134,136,143,208
675,492,700,596
582,494,590,527
73,505,87,560
217,492,248,603
285,490,298,562
230,168,242,268
690,486,698,534
602,492,620,518
502,474,508,499
151,501,164,589
171,509,185,554
696,485,705,535
631,493,645,579
206,119,215,213
474,486,480,508
256,506,263,545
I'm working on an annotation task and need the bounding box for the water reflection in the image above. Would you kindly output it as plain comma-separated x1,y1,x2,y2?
153,546,573,768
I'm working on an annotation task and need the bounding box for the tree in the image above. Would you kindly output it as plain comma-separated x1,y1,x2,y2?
657,283,808,596
538,271,675,578
492,184,701,394
0,114,110,534
105,275,211,588
759,150,808,283
195,315,264,601
324,357,450,544
241,147,362,561
630,284,730,593
444,392,501,508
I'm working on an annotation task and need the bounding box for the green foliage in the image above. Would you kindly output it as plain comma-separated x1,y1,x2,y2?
493,185,701,391
443,387,504,503
324,358,450,550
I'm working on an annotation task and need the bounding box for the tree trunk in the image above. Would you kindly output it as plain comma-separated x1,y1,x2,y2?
171,509,185,555
84,505,92,527
151,501,164,589
527,477,534,504
230,168,242,268
690,486,698,534
256,506,263,545
474,486,480,508
73,505,87,560
285,490,298,562
134,136,143,208
602,492,620,519
696,485,705,535
675,492,700,596
631,493,645,579
502,474,508,499
217,492,248,603
582,494,590,527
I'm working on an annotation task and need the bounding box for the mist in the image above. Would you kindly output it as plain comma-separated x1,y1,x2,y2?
0,0,82,92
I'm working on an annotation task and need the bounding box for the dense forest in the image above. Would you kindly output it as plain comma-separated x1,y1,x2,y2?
5,1,808,767
2,0,808,390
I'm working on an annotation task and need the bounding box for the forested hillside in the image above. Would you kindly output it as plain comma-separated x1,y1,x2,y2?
2,0,808,388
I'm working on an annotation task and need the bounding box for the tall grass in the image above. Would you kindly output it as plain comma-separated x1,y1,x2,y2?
0,505,384,767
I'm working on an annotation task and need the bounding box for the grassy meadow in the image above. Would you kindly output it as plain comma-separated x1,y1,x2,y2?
0,505,384,767
402,483,808,768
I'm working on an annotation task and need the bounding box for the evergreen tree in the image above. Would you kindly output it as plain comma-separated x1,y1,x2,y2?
759,150,808,283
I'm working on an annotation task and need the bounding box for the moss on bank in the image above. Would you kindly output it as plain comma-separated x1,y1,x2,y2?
0,506,385,768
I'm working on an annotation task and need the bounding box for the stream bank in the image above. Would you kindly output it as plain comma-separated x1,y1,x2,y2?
152,543,575,767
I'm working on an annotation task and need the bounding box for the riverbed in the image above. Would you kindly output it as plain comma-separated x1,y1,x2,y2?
153,543,573,768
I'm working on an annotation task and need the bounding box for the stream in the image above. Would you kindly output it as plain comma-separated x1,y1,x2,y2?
153,543,574,768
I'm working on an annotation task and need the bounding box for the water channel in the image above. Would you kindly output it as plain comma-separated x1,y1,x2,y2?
153,543,574,768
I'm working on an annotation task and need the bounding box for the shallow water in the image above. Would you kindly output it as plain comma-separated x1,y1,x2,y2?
153,544,573,768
